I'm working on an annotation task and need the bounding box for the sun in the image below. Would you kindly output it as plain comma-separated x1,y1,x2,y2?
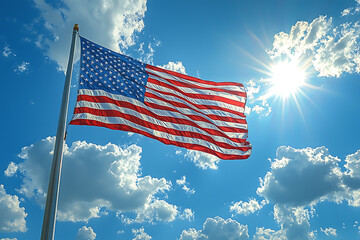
268,58,307,98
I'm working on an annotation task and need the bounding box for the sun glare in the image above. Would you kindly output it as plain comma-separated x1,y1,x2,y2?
269,58,306,97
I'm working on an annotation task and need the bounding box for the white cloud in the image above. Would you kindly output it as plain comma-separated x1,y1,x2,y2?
244,80,271,117
268,15,360,77
230,198,267,216
184,150,220,170
257,146,344,207
14,61,30,73
176,176,195,195
179,228,206,240
179,208,195,221
0,185,27,233
157,61,186,74
132,227,152,240
247,146,360,239
32,0,148,70
130,199,178,223
246,80,261,102
175,150,182,155
320,227,337,236
9,137,176,223
4,162,18,177
252,105,264,114
344,150,360,178
75,226,96,240
0,238,17,240
341,0,360,17
2,45,14,57
253,227,284,240
137,39,161,65
252,102,271,117
179,216,249,240
272,205,313,240
341,7,353,17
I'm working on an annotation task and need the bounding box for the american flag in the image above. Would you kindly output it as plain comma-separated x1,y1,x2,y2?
70,36,251,160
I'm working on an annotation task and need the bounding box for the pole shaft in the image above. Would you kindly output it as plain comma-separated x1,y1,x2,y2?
40,25,78,240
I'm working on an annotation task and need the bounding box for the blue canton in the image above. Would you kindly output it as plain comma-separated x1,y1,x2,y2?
79,36,148,102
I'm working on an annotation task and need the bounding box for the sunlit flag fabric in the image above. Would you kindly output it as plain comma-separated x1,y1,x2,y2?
70,36,251,160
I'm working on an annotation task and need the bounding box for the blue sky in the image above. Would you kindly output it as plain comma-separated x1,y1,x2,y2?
1,0,360,239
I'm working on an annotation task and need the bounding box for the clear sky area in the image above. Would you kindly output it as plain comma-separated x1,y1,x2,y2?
1,0,360,239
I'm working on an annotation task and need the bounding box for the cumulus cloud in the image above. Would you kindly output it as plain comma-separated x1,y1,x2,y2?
179,208,195,221
341,0,360,16
176,176,195,195
157,61,186,74
268,15,360,77
257,146,343,207
0,185,27,233
75,226,96,240
122,201,192,223
7,137,178,223
253,227,284,240
31,0,148,70
344,150,360,178
14,61,30,73
4,162,18,177
179,216,249,240
184,150,220,170
230,198,267,216
129,199,178,223
137,39,161,64
237,146,360,239
272,205,313,240
341,7,354,17
2,45,14,57
320,227,337,236
244,80,271,117
132,227,152,240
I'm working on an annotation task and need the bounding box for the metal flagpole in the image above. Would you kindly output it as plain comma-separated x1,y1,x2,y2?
40,24,79,240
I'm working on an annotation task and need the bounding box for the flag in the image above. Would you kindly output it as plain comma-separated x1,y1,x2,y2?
70,36,251,160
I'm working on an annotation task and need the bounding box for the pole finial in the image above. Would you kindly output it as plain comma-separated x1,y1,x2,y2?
73,24,79,32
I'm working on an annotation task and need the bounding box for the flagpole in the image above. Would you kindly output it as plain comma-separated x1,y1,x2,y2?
40,24,79,240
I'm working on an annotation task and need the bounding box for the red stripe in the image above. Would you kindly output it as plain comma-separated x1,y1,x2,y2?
145,89,246,118
72,106,251,151
146,64,245,88
148,77,246,108
78,94,248,135
145,100,248,129
148,71,246,96
69,119,251,160
74,105,248,146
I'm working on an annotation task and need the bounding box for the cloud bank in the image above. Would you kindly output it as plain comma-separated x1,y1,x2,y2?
32,0,148,70
179,216,249,240
268,15,360,78
6,137,185,223
231,146,360,239
0,185,27,233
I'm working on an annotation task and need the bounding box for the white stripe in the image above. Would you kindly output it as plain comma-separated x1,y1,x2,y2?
76,99,248,138
78,89,246,123
148,74,246,104
75,100,247,147
146,81,245,114
72,113,251,156
146,67,246,92
145,87,245,118
144,94,247,131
